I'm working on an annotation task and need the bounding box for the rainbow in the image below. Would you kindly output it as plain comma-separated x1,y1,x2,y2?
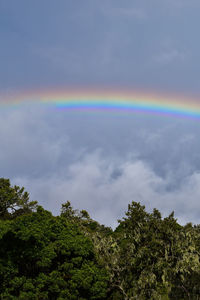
1,88,200,120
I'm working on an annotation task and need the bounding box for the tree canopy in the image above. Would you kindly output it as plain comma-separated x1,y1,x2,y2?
0,178,200,299
0,178,37,220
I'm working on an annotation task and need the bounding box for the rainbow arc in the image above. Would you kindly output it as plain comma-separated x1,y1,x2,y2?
1,89,200,119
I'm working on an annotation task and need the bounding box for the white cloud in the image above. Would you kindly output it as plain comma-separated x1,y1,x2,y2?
13,151,200,228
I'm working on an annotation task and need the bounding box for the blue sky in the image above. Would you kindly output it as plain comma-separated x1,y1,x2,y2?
1,0,200,227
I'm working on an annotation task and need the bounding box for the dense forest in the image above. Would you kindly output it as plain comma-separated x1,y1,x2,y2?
0,178,200,299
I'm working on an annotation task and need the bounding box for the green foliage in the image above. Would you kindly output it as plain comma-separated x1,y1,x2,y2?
0,205,108,299
1,179,200,299
111,202,200,299
0,178,37,219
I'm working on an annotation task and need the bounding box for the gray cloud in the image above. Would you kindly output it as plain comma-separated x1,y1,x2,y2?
1,0,200,93
13,151,200,228
154,49,185,65
0,106,199,228
1,1,200,228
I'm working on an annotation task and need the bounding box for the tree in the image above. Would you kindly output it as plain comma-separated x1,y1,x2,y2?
0,178,37,219
111,202,200,299
1,179,200,299
0,206,108,299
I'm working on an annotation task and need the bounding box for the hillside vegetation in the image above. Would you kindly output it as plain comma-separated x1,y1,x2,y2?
0,178,200,299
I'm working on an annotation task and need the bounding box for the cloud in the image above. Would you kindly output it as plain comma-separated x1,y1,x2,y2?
0,106,78,178
33,46,83,74
154,49,185,65
165,0,199,8
1,105,200,228
13,151,200,228
2,0,200,233
102,7,146,20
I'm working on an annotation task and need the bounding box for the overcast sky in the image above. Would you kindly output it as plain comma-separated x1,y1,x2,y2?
1,0,200,227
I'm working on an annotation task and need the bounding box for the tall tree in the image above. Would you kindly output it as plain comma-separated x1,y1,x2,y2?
0,178,37,219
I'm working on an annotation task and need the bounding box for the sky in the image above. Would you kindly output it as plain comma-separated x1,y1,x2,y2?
1,0,200,227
